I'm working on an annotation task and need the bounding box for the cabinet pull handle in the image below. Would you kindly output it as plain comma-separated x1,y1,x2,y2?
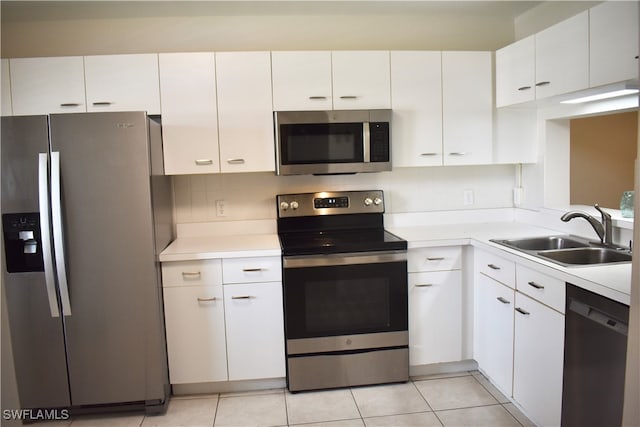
339,95,358,99
92,101,113,106
515,307,530,315
420,153,439,156
309,96,328,100
517,86,532,91
415,283,434,288
227,158,245,165
182,271,201,278
535,81,550,87
528,281,544,290
195,159,214,166
487,264,501,270
60,103,81,107
449,152,467,156
496,297,511,304
242,268,264,272
197,297,218,302
232,295,255,300
426,257,445,261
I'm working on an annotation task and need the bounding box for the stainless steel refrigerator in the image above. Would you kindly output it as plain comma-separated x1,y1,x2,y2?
1,112,173,416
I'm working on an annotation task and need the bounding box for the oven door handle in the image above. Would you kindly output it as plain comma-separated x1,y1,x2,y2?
283,251,406,268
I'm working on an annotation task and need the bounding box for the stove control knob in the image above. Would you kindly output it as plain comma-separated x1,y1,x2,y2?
280,201,290,211
290,201,299,210
373,197,383,206
364,197,373,206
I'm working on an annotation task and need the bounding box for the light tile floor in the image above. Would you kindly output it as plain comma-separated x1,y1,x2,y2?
40,371,536,426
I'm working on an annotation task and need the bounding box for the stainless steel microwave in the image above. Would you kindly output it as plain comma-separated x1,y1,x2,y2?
274,110,392,175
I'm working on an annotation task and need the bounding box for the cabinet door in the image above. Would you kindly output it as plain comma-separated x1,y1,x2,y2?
271,51,332,111
409,271,462,365
474,273,514,396
224,282,285,380
216,52,275,173
332,51,391,110
390,51,443,167
2,59,12,116
163,285,228,384
495,36,535,107
442,51,492,165
513,292,564,427
84,54,161,114
535,11,589,99
10,56,86,115
159,52,220,175
589,1,639,88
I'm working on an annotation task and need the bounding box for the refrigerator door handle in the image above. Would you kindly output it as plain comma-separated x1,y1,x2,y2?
51,152,72,316
38,153,61,318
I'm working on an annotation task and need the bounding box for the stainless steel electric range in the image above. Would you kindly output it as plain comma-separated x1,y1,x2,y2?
277,190,408,392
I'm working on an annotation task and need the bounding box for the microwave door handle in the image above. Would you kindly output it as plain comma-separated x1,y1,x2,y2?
363,121,370,163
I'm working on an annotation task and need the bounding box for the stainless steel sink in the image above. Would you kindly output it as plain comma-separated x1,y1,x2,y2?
492,235,590,251
490,235,632,267
538,247,632,266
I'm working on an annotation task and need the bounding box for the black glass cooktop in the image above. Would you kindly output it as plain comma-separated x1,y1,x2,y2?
279,228,407,256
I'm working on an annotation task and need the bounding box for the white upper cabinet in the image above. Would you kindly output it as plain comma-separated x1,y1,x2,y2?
271,51,333,111
10,56,86,115
495,36,535,107
159,52,220,175
390,51,443,167
215,51,275,173
2,59,12,116
442,51,493,165
332,51,391,110
534,11,589,99
589,1,639,88
84,54,161,114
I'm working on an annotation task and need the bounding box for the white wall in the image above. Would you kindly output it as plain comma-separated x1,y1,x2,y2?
174,165,517,223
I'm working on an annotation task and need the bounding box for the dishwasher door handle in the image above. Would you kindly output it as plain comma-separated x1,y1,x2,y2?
568,298,629,336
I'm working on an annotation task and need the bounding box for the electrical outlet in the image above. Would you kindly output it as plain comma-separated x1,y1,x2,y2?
463,190,474,206
215,200,227,217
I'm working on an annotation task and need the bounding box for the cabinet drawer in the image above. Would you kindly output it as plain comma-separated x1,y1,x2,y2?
516,265,565,313
222,257,282,284
162,259,223,287
408,246,462,272
476,250,515,289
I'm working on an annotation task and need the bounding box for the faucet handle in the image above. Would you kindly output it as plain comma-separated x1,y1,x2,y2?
594,204,611,221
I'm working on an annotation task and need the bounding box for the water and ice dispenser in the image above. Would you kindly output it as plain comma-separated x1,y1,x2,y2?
3,213,44,273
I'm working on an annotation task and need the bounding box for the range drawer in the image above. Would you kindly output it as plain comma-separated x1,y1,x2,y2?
408,246,462,272
476,250,516,289
222,256,282,284
516,264,565,313
162,259,223,287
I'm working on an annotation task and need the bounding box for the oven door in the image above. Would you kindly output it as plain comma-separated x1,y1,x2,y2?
282,251,408,354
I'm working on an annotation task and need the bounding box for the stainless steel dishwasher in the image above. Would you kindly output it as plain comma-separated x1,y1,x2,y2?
562,283,629,427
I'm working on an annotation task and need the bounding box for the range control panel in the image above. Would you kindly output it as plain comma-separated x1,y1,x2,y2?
277,190,384,218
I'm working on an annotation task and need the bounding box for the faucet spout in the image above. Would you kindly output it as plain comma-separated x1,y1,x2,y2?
560,204,612,245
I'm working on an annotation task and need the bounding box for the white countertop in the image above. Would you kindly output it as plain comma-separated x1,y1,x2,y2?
159,220,632,305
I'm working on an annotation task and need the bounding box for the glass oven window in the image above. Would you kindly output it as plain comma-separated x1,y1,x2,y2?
280,123,364,165
284,260,408,339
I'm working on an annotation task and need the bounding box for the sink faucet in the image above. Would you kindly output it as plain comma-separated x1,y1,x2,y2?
561,204,613,246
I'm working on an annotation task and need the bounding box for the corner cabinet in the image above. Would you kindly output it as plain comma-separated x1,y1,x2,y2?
474,249,565,427
215,52,275,173
408,246,463,366
84,54,161,114
158,52,220,175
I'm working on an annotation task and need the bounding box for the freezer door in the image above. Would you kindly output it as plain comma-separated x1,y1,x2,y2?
1,116,71,409
48,112,168,407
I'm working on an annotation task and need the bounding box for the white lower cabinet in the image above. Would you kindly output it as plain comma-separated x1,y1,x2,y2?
474,249,566,427
161,257,285,385
513,292,564,427
224,281,285,380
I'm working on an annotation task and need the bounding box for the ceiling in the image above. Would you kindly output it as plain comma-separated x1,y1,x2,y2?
2,1,544,22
